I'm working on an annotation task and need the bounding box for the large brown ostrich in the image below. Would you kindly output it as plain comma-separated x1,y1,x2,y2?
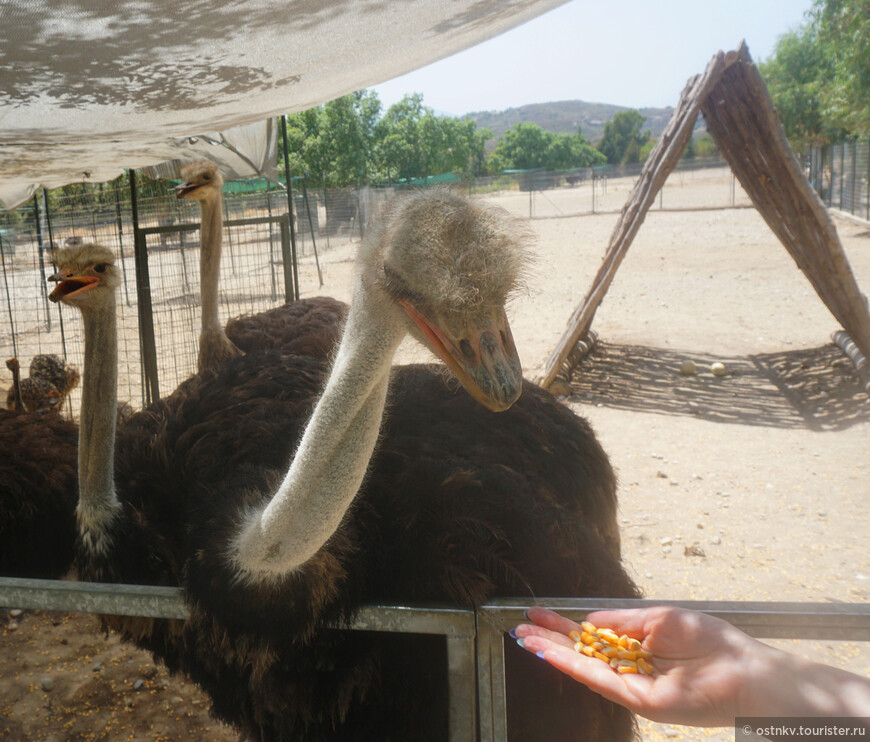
51,190,636,741
176,161,347,368
0,359,78,578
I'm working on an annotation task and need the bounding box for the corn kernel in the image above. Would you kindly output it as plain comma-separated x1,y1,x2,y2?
591,641,604,651
617,650,638,660
573,641,583,653
636,649,653,660
617,664,638,674
569,630,582,643
627,638,643,652
597,628,619,644
593,651,610,662
580,645,596,657
618,634,630,648
580,632,596,645
600,646,620,659
637,657,656,675
580,621,597,633
609,658,620,669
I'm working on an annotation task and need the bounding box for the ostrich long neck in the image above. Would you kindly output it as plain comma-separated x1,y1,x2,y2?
233,274,405,578
199,194,225,341
78,298,120,545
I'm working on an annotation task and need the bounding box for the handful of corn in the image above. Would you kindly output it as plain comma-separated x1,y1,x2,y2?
569,621,656,676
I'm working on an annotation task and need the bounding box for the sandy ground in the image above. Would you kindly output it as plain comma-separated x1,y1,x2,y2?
1,187,869,740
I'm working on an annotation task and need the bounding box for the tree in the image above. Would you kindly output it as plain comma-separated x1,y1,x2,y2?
760,0,869,146
283,91,381,187
488,123,605,172
597,110,650,164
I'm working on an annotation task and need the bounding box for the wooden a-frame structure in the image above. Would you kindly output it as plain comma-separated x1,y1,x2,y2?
538,43,870,390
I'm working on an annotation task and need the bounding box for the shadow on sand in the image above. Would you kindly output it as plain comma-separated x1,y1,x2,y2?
564,342,869,431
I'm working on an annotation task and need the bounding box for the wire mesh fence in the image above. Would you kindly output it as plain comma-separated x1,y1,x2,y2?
1,159,747,418
806,138,870,221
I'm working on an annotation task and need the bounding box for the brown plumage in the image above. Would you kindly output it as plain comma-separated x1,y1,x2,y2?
53,191,636,741
5,358,23,412
0,402,78,578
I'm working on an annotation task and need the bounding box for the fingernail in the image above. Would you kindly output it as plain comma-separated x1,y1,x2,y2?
536,651,545,659
523,609,531,620
516,638,526,650
508,628,517,640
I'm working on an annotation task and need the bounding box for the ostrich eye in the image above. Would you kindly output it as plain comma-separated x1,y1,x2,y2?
94,263,107,273
203,174,212,181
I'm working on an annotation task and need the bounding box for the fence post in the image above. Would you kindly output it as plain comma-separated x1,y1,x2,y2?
279,116,299,302
301,174,323,287
32,194,52,330
279,214,295,304
129,169,160,405
43,188,68,358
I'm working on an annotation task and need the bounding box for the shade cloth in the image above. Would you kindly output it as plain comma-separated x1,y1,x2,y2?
0,0,568,208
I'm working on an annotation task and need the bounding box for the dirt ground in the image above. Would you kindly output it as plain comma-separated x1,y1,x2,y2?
1,187,869,740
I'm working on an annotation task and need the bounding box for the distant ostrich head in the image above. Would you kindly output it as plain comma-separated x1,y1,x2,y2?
364,188,529,410
47,243,121,309
176,161,223,202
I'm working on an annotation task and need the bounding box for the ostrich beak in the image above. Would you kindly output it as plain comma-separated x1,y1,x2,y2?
48,271,100,302
399,300,523,412
175,181,198,199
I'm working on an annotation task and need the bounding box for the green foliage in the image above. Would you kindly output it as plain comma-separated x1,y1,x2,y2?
596,110,651,164
488,122,604,172
693,135,719,158
760,0,869,146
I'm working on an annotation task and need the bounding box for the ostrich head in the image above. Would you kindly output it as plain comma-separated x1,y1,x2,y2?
47,243,121,309
176,161,223,202
363,188,529,411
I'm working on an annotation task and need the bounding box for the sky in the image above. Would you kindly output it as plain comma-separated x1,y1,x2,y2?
371,0,813,116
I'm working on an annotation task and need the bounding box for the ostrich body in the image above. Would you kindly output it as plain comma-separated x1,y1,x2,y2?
0,367,78,577
51,192,635,741
176,161,348,366
29,353,80,406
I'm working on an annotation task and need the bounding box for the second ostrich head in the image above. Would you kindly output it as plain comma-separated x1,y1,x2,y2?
175,161,223,201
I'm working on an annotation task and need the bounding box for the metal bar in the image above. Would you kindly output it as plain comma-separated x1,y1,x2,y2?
279,214,294,304
300,175,323,287
475,611,495,742
280,115,300,301
32,194,52,330
129,169,160,404
0,578,476,634
447,634,478,742
480,598,870,640
43,188,68,357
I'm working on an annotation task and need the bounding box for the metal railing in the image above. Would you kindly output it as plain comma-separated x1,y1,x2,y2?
2,576,869,741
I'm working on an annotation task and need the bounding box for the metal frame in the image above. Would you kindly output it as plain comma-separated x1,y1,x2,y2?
2,577,869,741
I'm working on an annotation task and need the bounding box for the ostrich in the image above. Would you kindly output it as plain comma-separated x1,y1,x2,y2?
0,362,78,577
50,191,636,741
176,161,348,367
29,353,80,408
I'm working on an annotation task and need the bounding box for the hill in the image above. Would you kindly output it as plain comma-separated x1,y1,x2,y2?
464,100,680,145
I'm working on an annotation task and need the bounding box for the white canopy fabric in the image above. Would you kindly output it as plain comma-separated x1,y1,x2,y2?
0,0,568,209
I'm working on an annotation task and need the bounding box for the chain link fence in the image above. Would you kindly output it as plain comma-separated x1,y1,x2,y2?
1,158,747,417
806,138,870,222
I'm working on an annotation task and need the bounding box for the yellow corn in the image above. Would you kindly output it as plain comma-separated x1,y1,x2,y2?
571,621,658,676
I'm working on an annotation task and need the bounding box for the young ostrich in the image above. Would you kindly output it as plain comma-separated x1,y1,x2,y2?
29,353,80,408
176,161,347,369
0,361,78,578
5,357,63,413
51,191,636,741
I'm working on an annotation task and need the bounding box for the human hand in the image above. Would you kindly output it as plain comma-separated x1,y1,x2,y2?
512,605,774,727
